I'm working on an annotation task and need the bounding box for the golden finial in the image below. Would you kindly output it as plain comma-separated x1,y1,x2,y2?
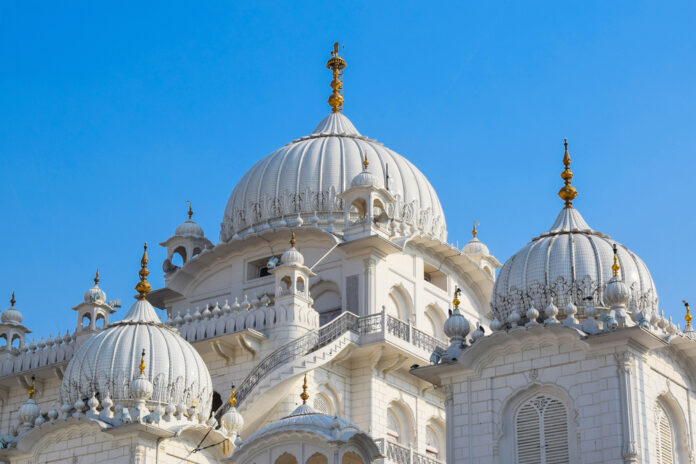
472,220,479,238
186,200,193,220
9,292,15,307
138,348,146,375
290,232,297,247
326,42,346,113
28,375,35,399
228,385,237,408
684,300,692,328
300,373,309,404
558,138,578,207
135,242,151,299
94,269,100,285
453,287,461,310
362,154,369,170
612,244,620,277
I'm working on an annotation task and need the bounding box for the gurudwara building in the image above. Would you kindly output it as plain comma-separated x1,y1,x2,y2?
0,43,693,464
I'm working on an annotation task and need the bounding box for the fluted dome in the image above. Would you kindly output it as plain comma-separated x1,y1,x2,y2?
220,112,446,242
175,218,205,238
491,207,657,322
462,237,490,256
60,297,213,417
2,296,22,325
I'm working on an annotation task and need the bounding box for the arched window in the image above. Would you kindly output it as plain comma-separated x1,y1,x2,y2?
306,453,328,464
81,313,91,329
387,409,401,442
656,401,675,464
515,394,569,464
275,452,298,464
341,452,363,464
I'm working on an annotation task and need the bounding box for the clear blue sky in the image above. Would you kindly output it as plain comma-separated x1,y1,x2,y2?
1,1,694,338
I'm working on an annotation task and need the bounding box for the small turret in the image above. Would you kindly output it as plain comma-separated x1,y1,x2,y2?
0,293,31,350
72,270,117,337
160,202,213,274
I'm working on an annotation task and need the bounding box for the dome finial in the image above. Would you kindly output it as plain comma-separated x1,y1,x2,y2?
135,242,151,299
94,269,100,285
28,375,35,399
453,287,461,310
228,385,237,408
472,220,479,238
362,154,369,170
300,373,309,404
612,244,620,277
290,232,297,247
326,42,346,113
684,300,692,328
558,138,578,207
9,292,15,307
138,348,146,375
186,200,193,220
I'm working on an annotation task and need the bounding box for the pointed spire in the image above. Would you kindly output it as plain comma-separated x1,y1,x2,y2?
558,138,578,207
362,153,369,170
94,269,100,285
228,385,237,408
300,373,309,404
326,42,346,113
453,287,461,310
135,243,151,300
138,348,146,376
9,292,15,307
186,200,193,220
472,220,479,238
684,300,692,329
28,375,35,399
612,244,620,277
290,232,297,248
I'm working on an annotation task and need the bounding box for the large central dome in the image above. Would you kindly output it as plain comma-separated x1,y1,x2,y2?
220,112,446,242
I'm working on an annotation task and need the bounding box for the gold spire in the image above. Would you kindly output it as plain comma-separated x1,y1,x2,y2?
9,292,15,307
138,349,146,375
611,244,620,277
94,269,100,285
135,242,151,299
186,200,193,220
453,287,461,310
290,232,297,247
228,385,237,408
558,138,578,207
300,373,309,404
362,154,369,170
28,375,35,399
684,300,692,328
326,42,346,113
472,220,479,238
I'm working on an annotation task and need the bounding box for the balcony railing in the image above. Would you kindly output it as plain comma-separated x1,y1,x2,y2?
375,438,443,464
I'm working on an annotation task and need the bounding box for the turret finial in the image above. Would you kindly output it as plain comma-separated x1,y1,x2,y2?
472,220,479,238
326,42,346,113
135,242,151,299
139,349,146,376
558,138,578,207
186,200,193,220
453,287,461,310
612,244,620,277
28,375,35,399
300,373,309,404
684,300,692,328
94,269,100,285
362,154,369,170
229,385,237,408
9,292,15,307
290,232,297,247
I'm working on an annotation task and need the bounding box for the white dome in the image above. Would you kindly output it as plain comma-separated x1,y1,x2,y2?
220,112,446,241
2,297,22,325
491,207,658,323
175,218,205,238
462,237,490,256
60,298,213,416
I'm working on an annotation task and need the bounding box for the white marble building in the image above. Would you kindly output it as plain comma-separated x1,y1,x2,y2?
0,43,690,464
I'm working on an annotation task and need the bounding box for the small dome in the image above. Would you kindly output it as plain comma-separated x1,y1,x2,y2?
462,237,489,256
83,271,106,304
60,246,213,420
350,160,382,188
280,233,304,267
174,204,205,238
2,293,22,325
221,405,244,435
443,292,470,343
492,206,657,323
18,398,40,427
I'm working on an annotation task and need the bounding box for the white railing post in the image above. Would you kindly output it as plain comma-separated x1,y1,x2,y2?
409,442,414,464
381,306,387,337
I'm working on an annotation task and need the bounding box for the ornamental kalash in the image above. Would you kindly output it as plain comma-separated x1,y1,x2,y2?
0,43,691,464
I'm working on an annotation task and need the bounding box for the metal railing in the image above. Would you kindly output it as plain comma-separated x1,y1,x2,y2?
223,310,446,414
375,438,443,464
